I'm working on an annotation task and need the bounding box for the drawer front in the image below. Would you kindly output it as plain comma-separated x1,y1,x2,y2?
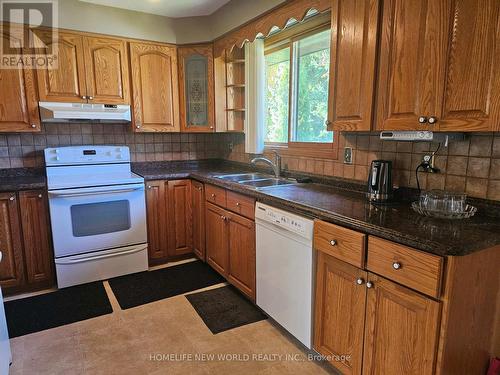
226,191,255,219
314,220,366,268
205,184,226,207
367,237,443,298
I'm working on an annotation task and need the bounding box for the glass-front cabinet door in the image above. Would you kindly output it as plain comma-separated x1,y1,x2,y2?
178,44,215,132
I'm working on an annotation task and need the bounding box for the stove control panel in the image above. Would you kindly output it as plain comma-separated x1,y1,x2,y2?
44,146,130,166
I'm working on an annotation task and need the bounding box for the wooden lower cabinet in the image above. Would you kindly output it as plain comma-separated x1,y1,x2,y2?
18,191,54,287
167,180,192,258
145,180,169,264
314,251,440,375
191,181,205,260
0,193,25,290
363,274,440,375
227,212,255,300
205,202,228,275
205,199,256,300
314,252,367,375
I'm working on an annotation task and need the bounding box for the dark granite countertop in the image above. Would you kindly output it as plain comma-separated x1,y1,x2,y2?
0,168,46,192
132,160,500,257
2,161,499,257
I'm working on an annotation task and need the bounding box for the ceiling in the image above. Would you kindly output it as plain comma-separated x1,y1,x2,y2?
78,0,231,18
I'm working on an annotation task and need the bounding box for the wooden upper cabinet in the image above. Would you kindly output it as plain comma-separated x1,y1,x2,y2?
83,36,130,104
376,0,448,131
35,31,129,104
18,191,54,287
363,274,440,375
167,180,192,258
327,0,380,131
129,42,180,132
438,0,500,131
35,31,87,103
227,212,255,300
178,44,215,132
145,180,168,265
314,253,367,375
191,181,206,261
0,31,41,132
0,193,25,291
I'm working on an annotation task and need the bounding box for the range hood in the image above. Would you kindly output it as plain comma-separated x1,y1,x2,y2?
39,102,131,123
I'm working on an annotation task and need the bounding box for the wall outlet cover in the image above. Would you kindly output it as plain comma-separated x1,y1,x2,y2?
344,147,353,164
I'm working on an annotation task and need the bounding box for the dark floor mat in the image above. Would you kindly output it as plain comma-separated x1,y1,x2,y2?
108,260,225,309
5,282,113,338
186,285,267,334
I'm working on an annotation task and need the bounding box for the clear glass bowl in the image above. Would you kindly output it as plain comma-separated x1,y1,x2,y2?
419,190,468,213
411,201,477,219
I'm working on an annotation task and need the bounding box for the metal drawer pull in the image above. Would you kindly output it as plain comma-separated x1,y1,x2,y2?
236,202,241,206
356,278,365,285
211,193,216,198
392,262,402,270
366,281,373,289
9,196,15,201
330,240,337,246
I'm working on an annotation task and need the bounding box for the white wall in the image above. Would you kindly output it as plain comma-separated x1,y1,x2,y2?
1,0,286,44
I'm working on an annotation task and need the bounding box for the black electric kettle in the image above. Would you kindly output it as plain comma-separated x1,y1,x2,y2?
367,160,393,202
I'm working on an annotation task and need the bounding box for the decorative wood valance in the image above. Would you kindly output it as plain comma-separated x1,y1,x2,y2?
213,0,331,57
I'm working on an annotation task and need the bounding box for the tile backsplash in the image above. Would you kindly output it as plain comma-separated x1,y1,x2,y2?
226,132,500,201
0,123,232,169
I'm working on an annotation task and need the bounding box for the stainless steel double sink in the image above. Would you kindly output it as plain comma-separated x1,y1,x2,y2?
214,173,297,189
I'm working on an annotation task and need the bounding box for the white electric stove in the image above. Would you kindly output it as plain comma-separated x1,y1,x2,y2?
44,146,148,288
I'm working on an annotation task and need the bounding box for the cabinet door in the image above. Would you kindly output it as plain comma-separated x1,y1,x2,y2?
145,180,168,265
0,193,24,290
35,31,87,103
375,0,449,130
227,212,255,300
178,45,215,132
129,42,180,132
167,180,192,258
83,36,130,104
205,202,228,276
314,252,367,375
363,274,440,375
0,31,41,132
191,181,205,261
438,0,500,131
327,0,379,131
18,191,54,287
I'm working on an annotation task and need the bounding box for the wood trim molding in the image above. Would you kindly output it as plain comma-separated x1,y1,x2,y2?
213,0,332,57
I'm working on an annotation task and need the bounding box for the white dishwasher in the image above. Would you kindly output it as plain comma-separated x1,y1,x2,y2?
255,202,314,349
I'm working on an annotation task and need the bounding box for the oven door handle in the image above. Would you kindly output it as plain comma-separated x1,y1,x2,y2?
55,246,146,265
48,184,144,198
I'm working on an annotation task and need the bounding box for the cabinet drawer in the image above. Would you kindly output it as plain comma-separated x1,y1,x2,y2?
367,237,443,298
314,220,366,268
205,184,226,207
226,191,255,219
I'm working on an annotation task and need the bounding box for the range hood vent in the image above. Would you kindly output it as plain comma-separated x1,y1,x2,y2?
39,102,131,123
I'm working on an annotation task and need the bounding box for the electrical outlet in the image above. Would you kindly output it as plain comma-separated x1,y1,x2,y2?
228,142,234,151
344,147,353,164
422,154,435,168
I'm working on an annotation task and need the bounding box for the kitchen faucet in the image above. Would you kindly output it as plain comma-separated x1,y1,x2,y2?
250,151,281,178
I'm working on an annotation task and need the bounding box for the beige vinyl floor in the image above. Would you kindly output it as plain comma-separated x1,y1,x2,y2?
6,259,337,375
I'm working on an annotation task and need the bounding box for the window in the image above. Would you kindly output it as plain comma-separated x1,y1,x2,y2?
264,20,335,157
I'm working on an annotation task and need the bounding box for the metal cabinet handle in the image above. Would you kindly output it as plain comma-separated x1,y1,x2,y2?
211,193,216,198
147,186,152,189
330,240,337,246
236,202,241,207
418,116,428,124
197,187,202,191
325,120,332,126
428,116,438,124
31,124,37,128
136,125,141,129
392,262,402,270
9,196,15,201
38,194,42,198
88,96,94,100
356,278,365,285
366,281,373,289
82,95,87,100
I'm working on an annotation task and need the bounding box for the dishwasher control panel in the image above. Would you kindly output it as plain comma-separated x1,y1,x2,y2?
255,202,313,239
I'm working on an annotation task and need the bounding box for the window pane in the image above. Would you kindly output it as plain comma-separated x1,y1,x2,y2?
265,47,290,143
292,29,333,143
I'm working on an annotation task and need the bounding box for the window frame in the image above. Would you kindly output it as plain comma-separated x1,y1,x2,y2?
264,14,337,159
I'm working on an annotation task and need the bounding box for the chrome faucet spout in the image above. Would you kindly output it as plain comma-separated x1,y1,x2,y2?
250,152,281,178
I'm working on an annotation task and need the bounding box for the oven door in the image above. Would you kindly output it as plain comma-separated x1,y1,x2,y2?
48,183,147,258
